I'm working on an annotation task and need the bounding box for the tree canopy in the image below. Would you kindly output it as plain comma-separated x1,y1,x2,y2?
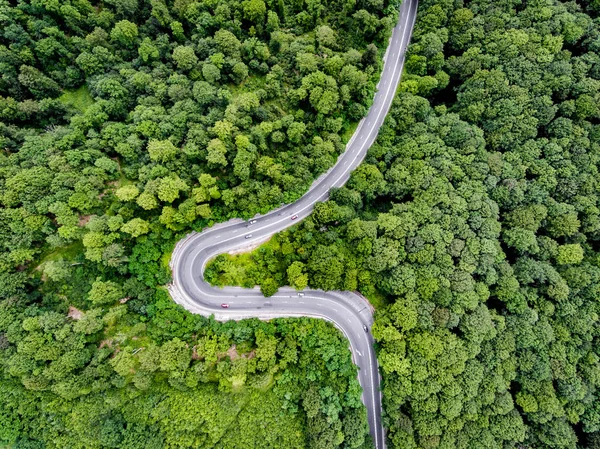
207,0,600,447
0,0,401,446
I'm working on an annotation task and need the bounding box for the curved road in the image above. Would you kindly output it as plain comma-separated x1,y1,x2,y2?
169,1,417,447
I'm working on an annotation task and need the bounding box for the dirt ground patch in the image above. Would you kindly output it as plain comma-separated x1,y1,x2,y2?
223,344,256,361
67,306,83,320
227,345,240,360
78,215,91,226
227,237,270,256
100,339,115,350
192,346,201,360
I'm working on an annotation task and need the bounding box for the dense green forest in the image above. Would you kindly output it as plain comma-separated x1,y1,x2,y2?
207,0,600,448
0,0,400,446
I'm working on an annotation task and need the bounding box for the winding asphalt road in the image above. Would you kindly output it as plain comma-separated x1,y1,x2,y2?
169,1,417,447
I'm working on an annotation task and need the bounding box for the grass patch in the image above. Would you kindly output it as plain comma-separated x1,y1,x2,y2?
161,249,173,271
207,252,255,287
361,289,388,310
340,120,359,144
261,234,281,251
59,85,95,113
103,321,151,350
36,241,84,269
206,235,282,287
228,74,267,96
254,372,274,392
230,74,290,116
116,171,134,186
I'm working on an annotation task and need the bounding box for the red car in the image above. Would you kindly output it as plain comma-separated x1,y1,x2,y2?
291,215,298,220
221,303,229,308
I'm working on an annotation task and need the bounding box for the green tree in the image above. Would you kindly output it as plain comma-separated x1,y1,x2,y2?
18,65,61,99
138,38,159,62
556,244,584,265
121,218,150,237
111,20,139,47
157,176,188,203
88,279,124,305
242,0,266,24
147,139,178,163
287,262,308,290
260,278,279,297
115,185,140,201
172,46,198,71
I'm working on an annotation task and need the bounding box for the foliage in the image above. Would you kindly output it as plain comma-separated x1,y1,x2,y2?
58,86,95,113
0,0,401,446
1,287,368,448
209,0,600,447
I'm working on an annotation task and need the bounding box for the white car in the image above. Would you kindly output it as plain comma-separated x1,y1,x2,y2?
245,234,252,239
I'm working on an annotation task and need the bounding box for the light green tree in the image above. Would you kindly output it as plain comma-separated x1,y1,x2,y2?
121,218,150,237
147,139,178,162
110,20,138,47
88,279,124,305
172,45,198,70
115,185,140,201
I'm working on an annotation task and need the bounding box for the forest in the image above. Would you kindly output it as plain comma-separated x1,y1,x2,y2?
0,0,400,447
207,0,600,448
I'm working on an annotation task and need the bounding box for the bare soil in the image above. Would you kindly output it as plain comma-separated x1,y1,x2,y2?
67,306,83,320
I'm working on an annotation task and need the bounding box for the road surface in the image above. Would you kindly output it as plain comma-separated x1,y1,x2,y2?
169,1,417,447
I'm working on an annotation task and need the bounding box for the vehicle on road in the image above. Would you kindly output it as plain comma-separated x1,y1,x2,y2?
245,234,252,239
248,219,257,224
291,215,298,220
363,325,369,332
221,303,229,308
298,292,304,297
